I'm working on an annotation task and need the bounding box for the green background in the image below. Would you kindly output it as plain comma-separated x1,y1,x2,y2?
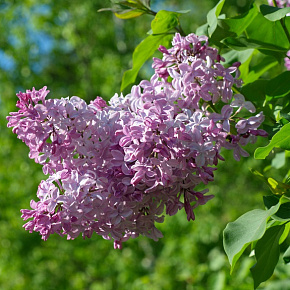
1,0,289,289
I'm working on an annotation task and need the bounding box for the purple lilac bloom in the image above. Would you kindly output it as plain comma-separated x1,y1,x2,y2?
268,0,290,7
285,51,290,70
7,33,267,248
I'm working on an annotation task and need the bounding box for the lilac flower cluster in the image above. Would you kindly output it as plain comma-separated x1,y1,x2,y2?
268,0,290,7
285,51,290,70
7,33,267,249
268,0,290,70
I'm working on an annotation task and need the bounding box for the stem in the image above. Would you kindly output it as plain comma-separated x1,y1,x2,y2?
146,8,157,16
206,101,218,113
280,18,290,46
175,21,186,36
272,0,290,45
232,86,241,95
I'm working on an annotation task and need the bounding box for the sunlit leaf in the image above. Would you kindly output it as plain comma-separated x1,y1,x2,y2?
221,5,258,36
242,56,278,84
246,11,289,50
237,50,254,81
196,23,209,36
176,10,190,14
121,34,171,91
114,9,145,19
255,123,290,159
223,202,280,273
279,222,290,244
207,0,225,37
268,177,290,195
271,151,286,169
99,0,150,18
118,0,144,9
141,0,151,8
151,10,180,34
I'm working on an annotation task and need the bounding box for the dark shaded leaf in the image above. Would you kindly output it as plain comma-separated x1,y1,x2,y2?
280,103,290,122
260,4,290,22
283,245,290,264
251,225,285,289
240,79,267,107
266,71,290,98
222,36,288,52
264,195,290,221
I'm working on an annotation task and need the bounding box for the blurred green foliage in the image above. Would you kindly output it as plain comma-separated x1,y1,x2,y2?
1,0,290,289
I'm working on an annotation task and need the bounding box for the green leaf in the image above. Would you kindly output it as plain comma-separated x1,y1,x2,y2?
99,0,148,18
209,22,235,47
279,222,290,244
264,195,290,221
121,34,171,91
271,151,286,169
250,168,290,196
266,71,290,98
207,0,225,37
176,10,190,14
251,225,285,289
246,11,289,50
196,23,208,37
141,0,151,9
280,103,290,122
223,202,280,273
240,79,267,107
222,36,288,52
283,245,290,264
151,10,180,34
222,49,254,65
118,0,145,9
263,195,280,209
268,177,290,195
221,49,255,82
255,123,290,159
114,9,145,19
237,50,254,81
221,5,258,36
243,56,278,84
260,4,290,22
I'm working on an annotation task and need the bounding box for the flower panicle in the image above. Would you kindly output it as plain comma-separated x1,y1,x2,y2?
7,33,267,248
